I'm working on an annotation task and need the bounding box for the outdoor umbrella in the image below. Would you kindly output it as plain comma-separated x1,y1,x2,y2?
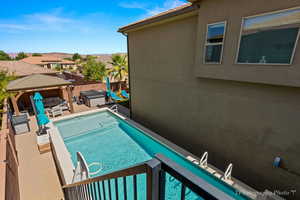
33,92,49,126
105,77,111,97
36,113,50,126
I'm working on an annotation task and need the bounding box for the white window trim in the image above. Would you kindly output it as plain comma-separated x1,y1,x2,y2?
204,21,227,65
235,6,300,66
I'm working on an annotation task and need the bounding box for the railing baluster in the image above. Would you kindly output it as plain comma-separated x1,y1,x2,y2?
84,184,90,200
159,170,166,200
87,183,92,200
79,185,84,200
181,185,186,200
97,181,102,200
71,188,74,200
67,187,71,200
90,183,95,200
66,188,71,200
71,188,75,200
115,178,119,200
75,186,79,200
93,182,97,200
123,177,127,200
81,185,85,200
108,179,112,200
102,181,106,200
77,186,81,200
133,175,137,200
79,186,83,200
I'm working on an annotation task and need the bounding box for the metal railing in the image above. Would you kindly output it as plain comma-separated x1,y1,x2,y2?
156,154,235,200
63,159,161,200
63,154,237,200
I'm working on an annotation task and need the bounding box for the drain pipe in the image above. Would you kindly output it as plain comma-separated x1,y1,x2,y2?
122,32,133,119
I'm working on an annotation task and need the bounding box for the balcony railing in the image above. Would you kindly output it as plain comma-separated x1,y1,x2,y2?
62,154,235,200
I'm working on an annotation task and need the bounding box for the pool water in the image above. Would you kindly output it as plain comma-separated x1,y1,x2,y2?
54,111,248,200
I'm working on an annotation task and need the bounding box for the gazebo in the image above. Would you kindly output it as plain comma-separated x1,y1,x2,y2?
7,74,74,115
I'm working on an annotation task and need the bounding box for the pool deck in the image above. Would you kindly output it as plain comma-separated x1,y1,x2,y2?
15,104,93,200
16,116,64,200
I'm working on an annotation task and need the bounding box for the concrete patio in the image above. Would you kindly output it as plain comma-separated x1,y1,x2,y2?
15,117,64,200
15,104,93,200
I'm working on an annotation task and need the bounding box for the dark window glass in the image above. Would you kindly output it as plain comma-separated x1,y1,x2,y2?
205,22,226,64
237,8,300,64
205,45,222,63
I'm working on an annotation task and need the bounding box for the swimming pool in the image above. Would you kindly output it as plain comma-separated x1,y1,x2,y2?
53,110,250,200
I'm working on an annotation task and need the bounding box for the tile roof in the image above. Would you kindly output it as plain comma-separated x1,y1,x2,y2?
0,61,56,76
22,56,75,65
118,3,198,33
7,74,71,91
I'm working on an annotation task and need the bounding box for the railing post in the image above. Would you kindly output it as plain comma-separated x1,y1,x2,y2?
146,158,161,200
159,170,166,200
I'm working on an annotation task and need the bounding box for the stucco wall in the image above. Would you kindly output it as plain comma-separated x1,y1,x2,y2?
0,101,20,200
194,0,300,87
128,4,300,199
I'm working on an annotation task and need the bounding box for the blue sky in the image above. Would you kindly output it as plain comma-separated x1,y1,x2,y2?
0,0,186,54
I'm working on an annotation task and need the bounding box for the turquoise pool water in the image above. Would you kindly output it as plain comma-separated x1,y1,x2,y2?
54,111,248,200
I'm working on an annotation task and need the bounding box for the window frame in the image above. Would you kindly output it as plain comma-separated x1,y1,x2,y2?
235,7,300,66
204,21,227,65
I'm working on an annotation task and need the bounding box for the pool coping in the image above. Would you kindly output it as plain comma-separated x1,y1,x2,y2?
119,112,259,200
48,107,259,199
48,107,112,185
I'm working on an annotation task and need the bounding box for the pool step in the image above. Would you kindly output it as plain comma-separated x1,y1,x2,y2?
64,122,119,142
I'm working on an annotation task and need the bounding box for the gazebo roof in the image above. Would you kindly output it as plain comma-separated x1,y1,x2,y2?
7,74,71,91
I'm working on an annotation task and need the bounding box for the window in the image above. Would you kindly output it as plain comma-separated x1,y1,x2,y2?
237,7,300,64
204,22,226,64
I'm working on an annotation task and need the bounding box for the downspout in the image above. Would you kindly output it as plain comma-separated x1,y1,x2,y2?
122,32,133,119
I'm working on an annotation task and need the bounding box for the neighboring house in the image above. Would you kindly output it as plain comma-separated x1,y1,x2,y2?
119,0,300,199
0,61,56,76
22,56,76,70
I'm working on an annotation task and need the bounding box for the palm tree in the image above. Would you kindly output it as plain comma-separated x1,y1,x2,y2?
0,70,15,101
107,54,128,91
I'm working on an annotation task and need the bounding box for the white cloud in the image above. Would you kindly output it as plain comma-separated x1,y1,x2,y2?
119,0,186,18
118,2,148,9
0,24,32,31
26,13,72,24
0,8,93,33
147,0,186,16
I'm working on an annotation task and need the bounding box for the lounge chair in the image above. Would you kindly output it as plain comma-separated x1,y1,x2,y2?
59,100,69,111
110,92,124,102
48,105,63,117
121,90,129,99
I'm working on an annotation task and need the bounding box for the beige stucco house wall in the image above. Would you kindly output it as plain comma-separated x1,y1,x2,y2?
123,0,300,199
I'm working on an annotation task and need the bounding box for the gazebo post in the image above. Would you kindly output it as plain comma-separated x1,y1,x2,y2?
66,86,74,113
11,95,20,116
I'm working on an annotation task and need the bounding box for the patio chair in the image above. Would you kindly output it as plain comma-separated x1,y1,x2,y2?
59,100,69,111
48,105,63,118
110,92,124,102
121,90,129,99
75,96,83,105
